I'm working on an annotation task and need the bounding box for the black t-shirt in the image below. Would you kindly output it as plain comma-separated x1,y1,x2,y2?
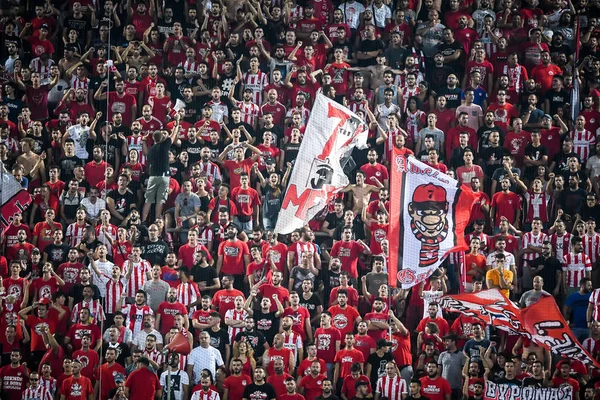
102,341,131,366
44,243,71,267
254,309,279,344
557,188,586,215
529,256,561,291
477,125,505,153
429,65,455,93
438,86,463,109
147,137,172,176
324,212,345,232
141,239,170,266
234,329,268,358
68,283,101,305
208,327,230,354
299,292,322,320
27,133,51,156
438,41,464,74
191,264,218,289
63,14,92,46
167,77,191,103
358,39,385,67
479,145,505,177
523,143,548,179
107,188,136,216
551,151,579,174
316,395,341,400
522,376,545,388
545,89,569,115
169,160,186,183
242,382,277,400
495,377,522,386
60,155,84,182
180,139,203,165
366,351,394,387
94,135,123,167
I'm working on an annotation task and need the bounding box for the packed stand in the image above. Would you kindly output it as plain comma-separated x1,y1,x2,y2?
0,0,599,399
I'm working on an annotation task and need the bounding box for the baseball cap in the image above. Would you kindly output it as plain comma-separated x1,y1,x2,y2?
413,183,446,203
40,24,49,30
32,248,40,254
114,373,125,383
542,114,552,120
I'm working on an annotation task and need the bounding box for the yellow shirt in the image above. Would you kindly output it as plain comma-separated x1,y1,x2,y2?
486,268,514,298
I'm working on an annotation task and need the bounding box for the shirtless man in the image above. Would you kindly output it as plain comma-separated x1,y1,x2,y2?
349,54,401,91
341,170,383,218
16,138,46,186
58,47,81,79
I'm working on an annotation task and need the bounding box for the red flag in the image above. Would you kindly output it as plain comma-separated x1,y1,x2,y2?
388,152,476,288
440,290,600,369
0,171,32,236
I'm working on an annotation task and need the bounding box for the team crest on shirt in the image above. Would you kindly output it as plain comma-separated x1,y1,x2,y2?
332,314,348,329
549,71,555,75
242,380,248,386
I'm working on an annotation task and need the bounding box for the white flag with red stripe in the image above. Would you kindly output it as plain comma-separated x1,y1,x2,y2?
0,169,32,236
275,94,368,234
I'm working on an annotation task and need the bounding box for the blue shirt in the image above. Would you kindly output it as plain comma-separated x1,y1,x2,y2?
565,291,591,328
462,86,488,108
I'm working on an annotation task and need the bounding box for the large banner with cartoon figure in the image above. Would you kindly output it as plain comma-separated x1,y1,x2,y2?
388,153,476,288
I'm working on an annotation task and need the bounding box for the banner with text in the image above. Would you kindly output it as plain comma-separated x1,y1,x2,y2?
484,381,572,400
275,94,368,234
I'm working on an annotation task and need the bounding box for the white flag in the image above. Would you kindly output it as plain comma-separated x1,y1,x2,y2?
275,94,368,234
0,167,32,235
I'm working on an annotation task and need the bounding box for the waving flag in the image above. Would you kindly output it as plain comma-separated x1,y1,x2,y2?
440,289,600,369
275,94,368,234
0,169,32,236
388,153,477,288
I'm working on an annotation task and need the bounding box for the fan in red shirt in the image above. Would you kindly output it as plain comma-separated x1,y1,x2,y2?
330,227,371,279
60,359,94,400
314,312,342,366
32,209,62,253
420,361,452,400
490,178,522,227
231,173,261,228
223,359,253,400
416,304,450,338
156,288,189,335
0,349,29,400
334,334,366,388
97,348,125,400
551,361,580,395
531,51,563,94
219,144,261,189
328,290,362,338
340,364,371,400
299,359,327,400
217,225,251,282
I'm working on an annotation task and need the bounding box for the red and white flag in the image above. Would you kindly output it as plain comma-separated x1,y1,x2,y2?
0,170,32,236
440,289,600,369
275,94,368,234
388,152,476,288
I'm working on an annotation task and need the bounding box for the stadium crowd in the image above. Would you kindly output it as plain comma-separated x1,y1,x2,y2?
1,0,600,399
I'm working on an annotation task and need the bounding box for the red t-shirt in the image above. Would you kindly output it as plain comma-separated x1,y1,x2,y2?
31,277,60,301
354,334,376,360
329,286,359,308
125,367,160,400
178,243,213,269
0,364,29,400
491,191,521,226
231,187,261,217
223,374,253,400
299,373,326,400
222,158,254,189
213,288,245,318
84,161,109,188
420,376,452,400
218,240,250,275
314,327,341,363
60,375,94,400
66,323,101,352
282,306,311,341
386,332,412,367
416,317,450,337
328,305,361,338
364,312,389,340
341,374,371,400
33,222,62,253
334,348,365,379
531,64,563,93
258,284,290,312
157,301,188,335
97,362,125,400
330,240,365,278
26,315,56,352
72,348,99,382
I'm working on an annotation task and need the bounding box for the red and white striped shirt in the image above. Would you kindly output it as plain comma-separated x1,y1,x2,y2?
66,222,89,247
588,289,600,321
40,376,57,397
224,308,248,343
177,281,201,315
71,76,90,100
96,224,118,253
347,100,369,115
522,232,548,262
72,298,106,324
376,375,408,400
523,191,549,224
399,87,420,112
178,60,202,77
286,106,311,126
549,232,571,262
196,161,222,184
281,330,303,362
562,252,592,288
582,337,600,358
290,241,319,267
22,386,53,400
123,259,152,294
583,233,600,264
234,100,260,127
242,71,269,105
29,58,53,83
191,388,221,400
502,64,527,94
570,129,595,163
143,348,164,366
122,304,154,337
127,135,146,165
465,232,491,255
105,278,125,314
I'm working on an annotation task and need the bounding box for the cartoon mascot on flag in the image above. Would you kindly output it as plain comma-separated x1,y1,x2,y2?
408,183,449,268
